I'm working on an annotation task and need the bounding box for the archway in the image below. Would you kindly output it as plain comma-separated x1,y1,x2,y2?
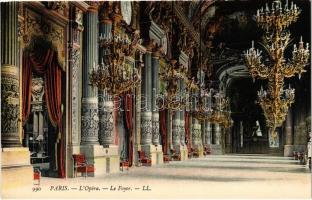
22,36,66,178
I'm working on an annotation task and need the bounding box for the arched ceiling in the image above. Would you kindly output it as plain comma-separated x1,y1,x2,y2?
143,0,310,87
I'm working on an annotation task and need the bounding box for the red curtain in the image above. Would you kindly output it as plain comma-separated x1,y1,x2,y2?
160,109,167,155
185,111,191,152
22,48,65,178
123,93,134,166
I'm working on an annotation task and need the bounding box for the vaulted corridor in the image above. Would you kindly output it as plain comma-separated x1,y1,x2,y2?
4,155,311,199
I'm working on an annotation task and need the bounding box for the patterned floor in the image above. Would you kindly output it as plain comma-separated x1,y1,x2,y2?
3,154,311,199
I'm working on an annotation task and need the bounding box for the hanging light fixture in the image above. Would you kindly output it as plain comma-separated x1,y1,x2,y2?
159,2,188,111
187,4,232,128
90,11,142,95
244,0,309,134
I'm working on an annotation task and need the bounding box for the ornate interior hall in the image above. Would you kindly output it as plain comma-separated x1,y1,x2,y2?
1,0,311,199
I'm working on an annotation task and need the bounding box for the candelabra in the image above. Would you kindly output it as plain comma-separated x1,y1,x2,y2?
90,14,141,95
244,0,309,133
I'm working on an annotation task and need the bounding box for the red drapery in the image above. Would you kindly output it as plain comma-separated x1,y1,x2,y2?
22,48,65,178
185,111,191,152
123,93,134,166
160,109,167,155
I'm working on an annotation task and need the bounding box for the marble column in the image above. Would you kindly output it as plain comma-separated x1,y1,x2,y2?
172,112,181,147
167,110,173,152
1,2,20,147
212,124,216,144
206,121,212,145
201,122,206,146
180,80,186,146
191,118,202,151
284,108,295,156
151,54,160,145
215,123,221,145
141,50,152,145
81,7,99,145
1,2,33,190
285,109,293,145
98,19,115,146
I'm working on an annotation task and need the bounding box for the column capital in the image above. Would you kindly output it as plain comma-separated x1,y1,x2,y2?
144,39,157,53
152,45,165,58
87,2,99,13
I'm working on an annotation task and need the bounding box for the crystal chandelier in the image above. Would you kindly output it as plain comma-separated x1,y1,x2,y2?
244,0,310,132
90,14,141,96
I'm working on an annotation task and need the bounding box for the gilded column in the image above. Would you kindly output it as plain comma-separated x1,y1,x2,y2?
81,5,99,145
1,2,20,147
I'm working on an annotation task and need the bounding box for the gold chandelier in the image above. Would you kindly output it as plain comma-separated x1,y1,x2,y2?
244,0,309,132
90,14,141,95
159,59,187,110
209,91,232,128
191,87,232,128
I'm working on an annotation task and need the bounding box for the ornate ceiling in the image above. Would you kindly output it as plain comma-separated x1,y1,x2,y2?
181,0,311,87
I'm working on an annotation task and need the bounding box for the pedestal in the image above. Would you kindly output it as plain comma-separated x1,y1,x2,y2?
80,145,119,177
141,144,163,165
1,148,33,192
178,145,188,161
66,145,80,178
284,145,295,157
210,144,223,155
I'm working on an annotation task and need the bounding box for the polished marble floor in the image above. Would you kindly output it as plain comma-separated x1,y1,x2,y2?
3,154,311,199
